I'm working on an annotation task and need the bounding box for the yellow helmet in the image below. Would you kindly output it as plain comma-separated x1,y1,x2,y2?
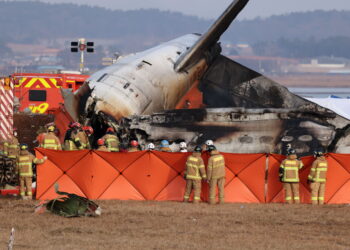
20,144,28,150
48,125,55,132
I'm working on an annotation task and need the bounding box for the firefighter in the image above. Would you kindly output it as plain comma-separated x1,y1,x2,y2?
128,140,140,152
179,142,188,152
4,129,19,160
183,146,206,203
101,127,120,152
308,149,328,205
96,139,109,152
63,122,76,150
83,126,94,147
160,140,172,152
17,144,47,199
40,125,62,150
76,124,91,149
207,145,226,204
279,148,304,204
65,122,88,150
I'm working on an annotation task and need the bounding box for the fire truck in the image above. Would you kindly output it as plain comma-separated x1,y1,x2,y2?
11,73,89,114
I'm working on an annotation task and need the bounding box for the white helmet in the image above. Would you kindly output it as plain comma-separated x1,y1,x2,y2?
205,140,214,146
179,142,187,148
147,143,155,150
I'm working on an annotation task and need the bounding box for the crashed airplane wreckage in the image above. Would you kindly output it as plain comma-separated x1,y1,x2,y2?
62,0,350,156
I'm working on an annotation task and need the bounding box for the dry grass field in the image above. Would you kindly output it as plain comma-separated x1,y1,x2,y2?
0,197,349,250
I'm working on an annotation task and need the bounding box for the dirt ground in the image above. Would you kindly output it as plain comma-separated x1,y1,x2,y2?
0,198,349,250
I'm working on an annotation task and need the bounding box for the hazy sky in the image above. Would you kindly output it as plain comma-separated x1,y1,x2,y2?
38,0,350,19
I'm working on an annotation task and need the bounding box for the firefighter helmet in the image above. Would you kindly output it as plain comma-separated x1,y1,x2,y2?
106,127,115,133
130,140,139,147
97,139,105,146
48,125,55,132
287,148,296,156
194,146,202,152
20,143,28,150
179,142,187,149
207,145,216,152
313,149,324,157
72,122,81,128
161,140,169,147
147,143,155,150
205,140,214,146
83,126,94,135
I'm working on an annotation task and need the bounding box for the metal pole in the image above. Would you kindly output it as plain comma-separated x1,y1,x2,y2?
80,50,84,73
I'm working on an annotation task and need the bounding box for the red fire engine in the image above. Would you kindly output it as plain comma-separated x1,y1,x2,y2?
11,73,89,114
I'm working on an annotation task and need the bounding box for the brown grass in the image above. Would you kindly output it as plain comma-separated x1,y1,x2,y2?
0,197,349,250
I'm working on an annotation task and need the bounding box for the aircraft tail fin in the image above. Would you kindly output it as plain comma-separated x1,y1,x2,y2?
174,0,249,72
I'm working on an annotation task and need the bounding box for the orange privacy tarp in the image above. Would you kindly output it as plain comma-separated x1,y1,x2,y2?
35,149,350,204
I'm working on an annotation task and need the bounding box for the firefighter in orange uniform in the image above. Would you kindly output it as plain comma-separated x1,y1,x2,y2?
183,146,206,203
96,139,109,152
128,140,140,152
308,149,328,205
40,125,62,150
101,127,120,152
279,148,304,204
207,145,226,205
17,144,47,199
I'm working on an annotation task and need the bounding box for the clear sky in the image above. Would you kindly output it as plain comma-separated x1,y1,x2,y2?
38,0,350,19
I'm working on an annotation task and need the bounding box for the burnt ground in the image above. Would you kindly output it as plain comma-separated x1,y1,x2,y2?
0,198,349,250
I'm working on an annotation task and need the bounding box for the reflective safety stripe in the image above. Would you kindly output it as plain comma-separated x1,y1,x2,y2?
318,197,324,201
27,192,32,195
311,197,318,201
44,139,55,143
20,192,25,196
187,163,198,168
319,163,327,166
213,157,223,162
8,145,18,148
188,157,199,162
284,167,298,170
285,161,296,165
294,197,300,200
184,195,189,199
186,175,202,180
194,196,200,200
18,156,33,176
285,197,292,200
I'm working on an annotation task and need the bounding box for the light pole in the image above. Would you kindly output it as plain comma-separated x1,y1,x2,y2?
71,38,94,73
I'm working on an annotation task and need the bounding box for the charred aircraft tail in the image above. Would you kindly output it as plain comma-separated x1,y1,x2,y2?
174,0,250,72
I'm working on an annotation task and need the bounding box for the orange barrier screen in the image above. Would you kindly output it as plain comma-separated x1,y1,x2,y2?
35,149,350,204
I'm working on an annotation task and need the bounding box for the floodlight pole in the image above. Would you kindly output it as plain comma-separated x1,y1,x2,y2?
80,50,84,73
